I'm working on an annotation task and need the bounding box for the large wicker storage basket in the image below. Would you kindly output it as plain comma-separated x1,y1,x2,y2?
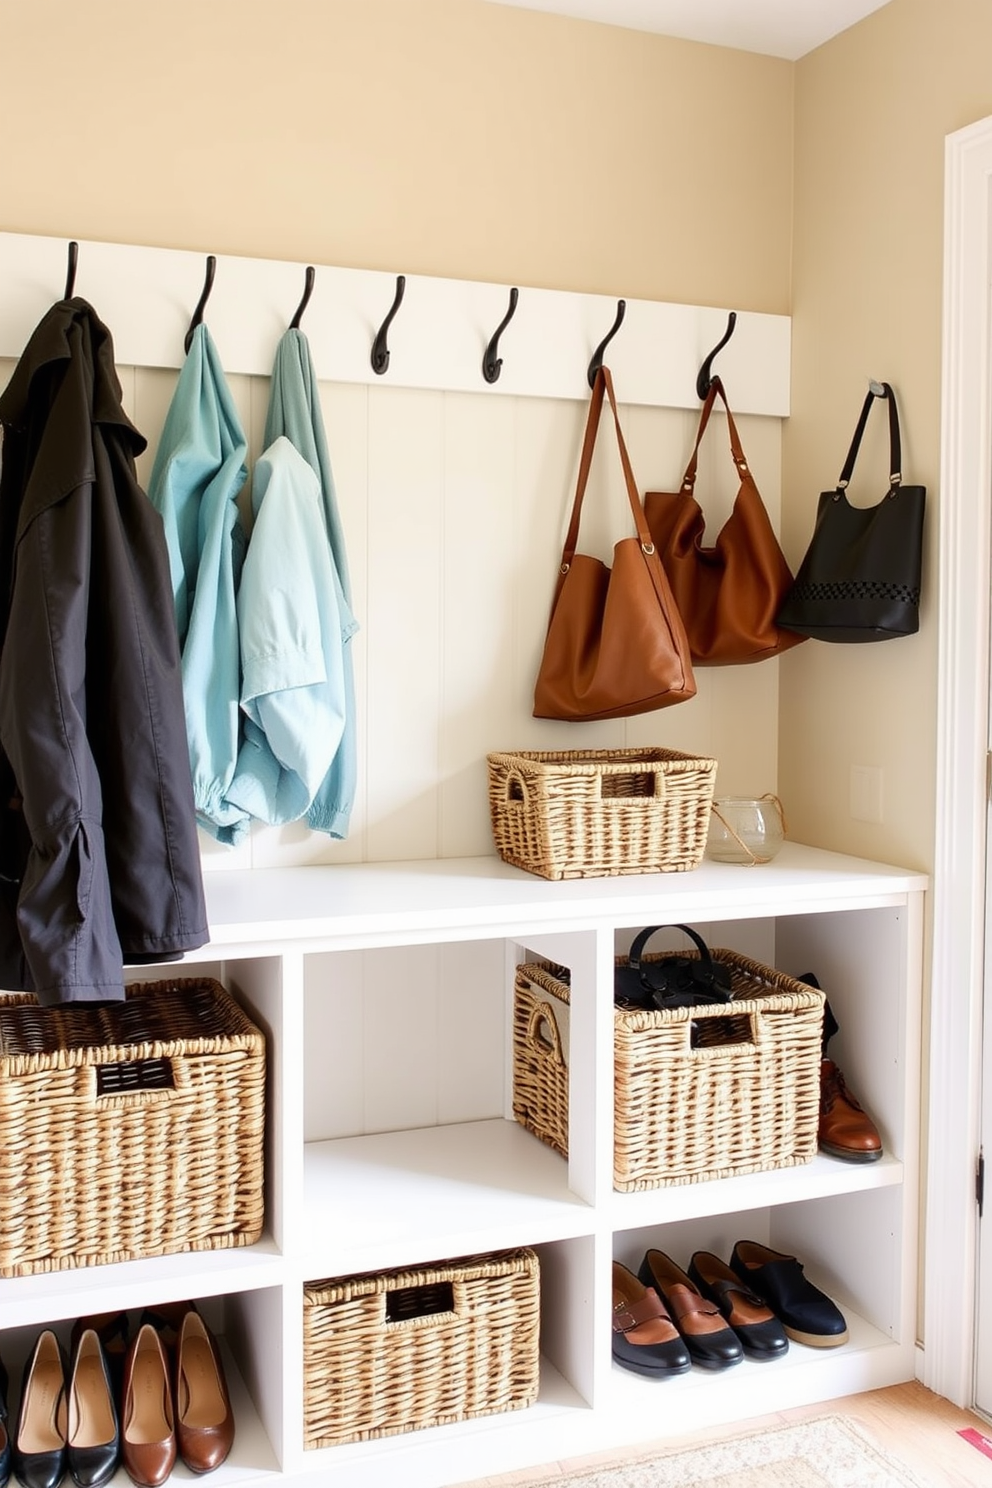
514,953,824,1190
0,978,266,1275
303,1248,540,1448
487,748,716,880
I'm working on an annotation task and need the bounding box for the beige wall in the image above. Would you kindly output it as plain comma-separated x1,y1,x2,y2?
0,0,792,311
780,0,992,872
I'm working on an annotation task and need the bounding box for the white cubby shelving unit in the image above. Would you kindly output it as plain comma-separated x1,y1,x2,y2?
0,843,926,1488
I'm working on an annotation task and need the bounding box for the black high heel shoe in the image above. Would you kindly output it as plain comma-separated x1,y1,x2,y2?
66,1331,120,1488
11,1330,68,1488
0,1349,11,1488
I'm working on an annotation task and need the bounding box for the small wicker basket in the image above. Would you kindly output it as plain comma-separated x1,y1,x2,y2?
487,747,716,880
514,952,824,1190
0,977,266,1275
303,1248,540,1448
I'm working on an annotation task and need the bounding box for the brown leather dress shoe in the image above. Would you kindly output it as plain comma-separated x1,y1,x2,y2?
121,1325,176,1488
819,1058,883,1162
174,1312,234,1475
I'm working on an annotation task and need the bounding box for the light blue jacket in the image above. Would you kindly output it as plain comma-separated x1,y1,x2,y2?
263,329,358,838
146,323,250,845
225,437,346,825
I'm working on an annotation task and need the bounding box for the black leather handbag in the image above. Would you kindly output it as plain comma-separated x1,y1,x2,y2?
614,924,733,1011
776,382,925,642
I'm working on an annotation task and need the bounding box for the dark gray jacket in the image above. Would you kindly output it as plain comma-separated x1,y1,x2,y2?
0,298,208,1003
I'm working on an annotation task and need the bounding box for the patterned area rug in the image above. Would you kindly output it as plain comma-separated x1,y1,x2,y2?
514,1416,932,1488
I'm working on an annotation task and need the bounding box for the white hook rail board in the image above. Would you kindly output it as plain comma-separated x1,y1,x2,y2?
0,232,790,414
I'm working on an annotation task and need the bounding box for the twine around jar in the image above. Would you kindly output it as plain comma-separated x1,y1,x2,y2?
709,794,787,866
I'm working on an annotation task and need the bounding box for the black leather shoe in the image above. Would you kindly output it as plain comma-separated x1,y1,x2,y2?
66,1330,120,1488
1,1350,11,1488
611,1262,691,1378
68,1316,128,1409
687,1251,789,1361
729,1241,849,1347
638,1250,743,1370
11,1330,67,1488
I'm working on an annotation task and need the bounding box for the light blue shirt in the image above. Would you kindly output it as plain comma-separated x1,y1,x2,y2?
146,323,250,845
225,437,347,826
263,329,358,838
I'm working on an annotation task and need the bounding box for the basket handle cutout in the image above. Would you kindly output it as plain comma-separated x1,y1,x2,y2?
96,1056,175,1096
689,1012,758,1052
504,772,528,805
600,771,659,800
526,1002,564,1064
386,1280,456,1322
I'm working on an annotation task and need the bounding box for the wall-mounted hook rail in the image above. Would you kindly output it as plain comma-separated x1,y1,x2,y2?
587,299,626,388
64,241,79,300
371,274,406,375
290,266,316,330
184,255,217,354
482,287,519,384
696,310,737,399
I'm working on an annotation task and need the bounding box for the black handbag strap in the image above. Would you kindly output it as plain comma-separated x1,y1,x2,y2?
628,923,713,972
838,382,902,491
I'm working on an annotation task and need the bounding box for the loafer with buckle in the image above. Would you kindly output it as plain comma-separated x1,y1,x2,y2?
686,1251,789,1361
175,1311,235,1474
611,1262,691,1379
729,1241,849,1347
638,1250,743,1370
66,1330,120,1488
819,1059,883,1162
120,1325,176,1488
11,1330,68,1488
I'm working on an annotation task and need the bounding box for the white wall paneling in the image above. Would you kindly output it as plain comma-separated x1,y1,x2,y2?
0,232,790,412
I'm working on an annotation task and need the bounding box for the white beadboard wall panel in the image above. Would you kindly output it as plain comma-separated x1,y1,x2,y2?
0,233,790,414
303,952,366,1142
366,387,445,863
439,392,519,859
436,940,506,1127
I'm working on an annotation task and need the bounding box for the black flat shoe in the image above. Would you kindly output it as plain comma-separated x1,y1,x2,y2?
687,1250,789,1361
66,1330,120,1488
0,1350,11,1488
638,1250,743,1370
729,1240,849,1347
11,1330,67,1488
611,1262,691,1379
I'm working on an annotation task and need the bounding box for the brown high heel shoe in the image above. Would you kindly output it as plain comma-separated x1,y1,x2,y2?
174,1311,234,1475
120,1326,175,1488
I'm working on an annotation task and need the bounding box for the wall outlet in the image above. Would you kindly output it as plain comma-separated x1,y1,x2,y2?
850,764,884,824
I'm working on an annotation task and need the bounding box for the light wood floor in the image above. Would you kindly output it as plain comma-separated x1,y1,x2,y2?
453,1381,992,1487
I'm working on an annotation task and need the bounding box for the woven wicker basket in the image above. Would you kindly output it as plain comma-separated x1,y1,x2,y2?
303,1248,540,1448
487,747,716,879
514,953,824,1190
0,978,266,1275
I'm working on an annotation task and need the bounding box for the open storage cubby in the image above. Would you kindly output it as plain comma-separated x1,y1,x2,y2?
0,845,925,1488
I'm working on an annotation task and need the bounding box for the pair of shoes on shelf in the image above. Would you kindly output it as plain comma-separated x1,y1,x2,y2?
10,1327,117,1488
122,1305,235,1486
729,1241,849,1348
612,1247,786,1378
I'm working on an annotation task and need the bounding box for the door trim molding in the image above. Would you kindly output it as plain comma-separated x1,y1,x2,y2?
926,113,992,1405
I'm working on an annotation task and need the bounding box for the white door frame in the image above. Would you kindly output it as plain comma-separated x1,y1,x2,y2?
925,113,992,1406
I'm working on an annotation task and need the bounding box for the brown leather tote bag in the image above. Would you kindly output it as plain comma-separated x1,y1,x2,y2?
644,378,805,665
533,367,696,721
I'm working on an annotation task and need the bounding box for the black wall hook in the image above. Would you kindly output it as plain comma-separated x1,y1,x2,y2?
696,311,737,399
482,287,519,384
371,274,406,375
587,299,626,388
290,266,316,330
184,255,217,354
64,241,79,300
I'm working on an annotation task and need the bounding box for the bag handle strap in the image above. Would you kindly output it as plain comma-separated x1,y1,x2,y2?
559,366,654,571
628,922,714,974
679,376,750,492
838,381,902,490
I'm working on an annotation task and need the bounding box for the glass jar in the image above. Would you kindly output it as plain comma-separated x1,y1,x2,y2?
706,795,785,865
